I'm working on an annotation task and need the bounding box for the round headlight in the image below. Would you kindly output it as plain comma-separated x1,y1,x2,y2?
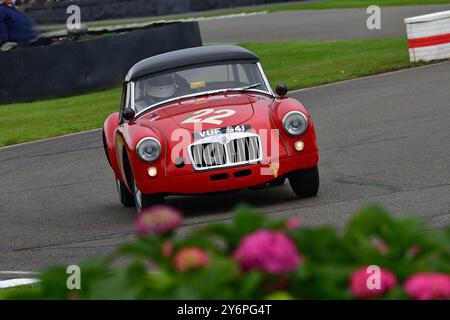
136,138,161,163
282,111,309,136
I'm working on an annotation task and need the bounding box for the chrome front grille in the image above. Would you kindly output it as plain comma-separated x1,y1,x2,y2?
227,136,260,163
191,142,227,168
189,133,262,171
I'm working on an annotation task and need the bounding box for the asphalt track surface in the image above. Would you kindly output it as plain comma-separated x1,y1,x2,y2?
1,62,450,271
200,4,450,43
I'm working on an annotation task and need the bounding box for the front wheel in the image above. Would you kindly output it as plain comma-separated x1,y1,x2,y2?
116,179,134,208
131,175,164,214
288,166,320,198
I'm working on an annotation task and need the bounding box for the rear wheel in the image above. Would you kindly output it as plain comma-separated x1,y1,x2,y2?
131,175,164,214
288,166,320,198
115,179,134,207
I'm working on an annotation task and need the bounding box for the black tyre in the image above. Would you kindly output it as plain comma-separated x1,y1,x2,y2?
115,179,134,207
288,166,320,198
269,176,286,187
131,175,164,214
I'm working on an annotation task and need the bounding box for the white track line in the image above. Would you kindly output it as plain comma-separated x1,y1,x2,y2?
0,271,40,289
0,278,40,289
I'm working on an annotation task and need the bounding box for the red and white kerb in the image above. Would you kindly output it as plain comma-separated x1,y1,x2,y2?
405,10,450,62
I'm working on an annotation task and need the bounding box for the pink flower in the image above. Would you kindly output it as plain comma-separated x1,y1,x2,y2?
173,247,210,272
274,278,289,291
407,244,421,257
286,218,301,230
135,205,182,236
233,230,301,275
350,266,397,299
405,273,450,300
162,242,173,257
67,292,78,300
370,236,389,255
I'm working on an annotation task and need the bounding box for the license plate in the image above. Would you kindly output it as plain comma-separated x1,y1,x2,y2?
193,125,252,140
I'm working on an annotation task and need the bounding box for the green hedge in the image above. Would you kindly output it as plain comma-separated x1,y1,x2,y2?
3,205,450,300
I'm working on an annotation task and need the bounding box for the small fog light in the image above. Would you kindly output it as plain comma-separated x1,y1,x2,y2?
148,167,158,178
294,141,305,152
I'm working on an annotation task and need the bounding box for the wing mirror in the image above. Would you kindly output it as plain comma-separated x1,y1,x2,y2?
275,83,288,98
122,108,136,121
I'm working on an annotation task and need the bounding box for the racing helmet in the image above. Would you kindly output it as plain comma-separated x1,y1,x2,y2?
147,74,176,99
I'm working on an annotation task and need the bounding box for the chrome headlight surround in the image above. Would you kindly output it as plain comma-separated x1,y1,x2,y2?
282,111,309,137
136,137,162,163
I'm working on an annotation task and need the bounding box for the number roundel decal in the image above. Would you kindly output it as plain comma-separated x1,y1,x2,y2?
181,108,236,125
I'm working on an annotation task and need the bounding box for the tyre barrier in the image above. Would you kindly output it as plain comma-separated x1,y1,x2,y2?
405,10,450,62
0,22,202,104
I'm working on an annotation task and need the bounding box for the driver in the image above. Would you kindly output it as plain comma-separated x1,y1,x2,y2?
148,74,177,100
135,74,178,110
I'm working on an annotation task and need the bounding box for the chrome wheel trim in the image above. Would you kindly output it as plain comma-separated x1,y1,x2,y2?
115,179,121,199
133,178,142,212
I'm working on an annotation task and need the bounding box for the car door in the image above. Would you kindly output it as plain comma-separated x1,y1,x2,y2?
116,83,132,189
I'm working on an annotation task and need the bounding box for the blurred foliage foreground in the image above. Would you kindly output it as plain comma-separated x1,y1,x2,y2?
4,205,450,300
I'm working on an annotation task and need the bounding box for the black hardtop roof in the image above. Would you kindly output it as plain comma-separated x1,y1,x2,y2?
125,45,259,82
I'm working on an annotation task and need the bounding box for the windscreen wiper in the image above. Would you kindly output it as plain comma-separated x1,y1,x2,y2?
226,83,261,93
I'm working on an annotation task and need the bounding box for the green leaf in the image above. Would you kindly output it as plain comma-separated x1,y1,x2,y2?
235,271,264,299
39,266,72,300
345,205,394,240
265,291,294,300
233,203,265,236
118,237,164,261
174,255,238,299
199,223,239,252
290,228,355,264
291,263,354,299
88,261,147,300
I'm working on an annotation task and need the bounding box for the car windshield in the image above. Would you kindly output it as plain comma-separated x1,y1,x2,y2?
133,62,269,113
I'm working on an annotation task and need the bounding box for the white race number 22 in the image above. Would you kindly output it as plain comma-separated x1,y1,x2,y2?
181,108,236,125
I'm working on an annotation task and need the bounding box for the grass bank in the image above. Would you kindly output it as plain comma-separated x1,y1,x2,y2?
265,0,450,12
242,37,413,89
0,37,417,147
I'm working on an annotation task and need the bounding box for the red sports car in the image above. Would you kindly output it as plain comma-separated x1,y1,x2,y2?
103,45,319,213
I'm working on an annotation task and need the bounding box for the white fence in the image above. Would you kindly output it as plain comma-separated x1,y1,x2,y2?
405,10,450,62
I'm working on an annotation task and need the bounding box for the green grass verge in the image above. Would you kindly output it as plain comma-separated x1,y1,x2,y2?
0,286,40,300
242,37,414,89
0,37,419,147
0,88,121,147
265,0,450,12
